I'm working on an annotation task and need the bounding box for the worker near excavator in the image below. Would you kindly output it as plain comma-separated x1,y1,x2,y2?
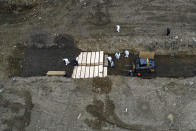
128,69,133,76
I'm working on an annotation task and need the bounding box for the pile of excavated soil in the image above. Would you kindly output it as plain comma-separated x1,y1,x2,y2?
92,77,112,94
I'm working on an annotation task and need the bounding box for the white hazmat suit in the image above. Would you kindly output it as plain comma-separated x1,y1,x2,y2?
63,58,70,65
116,25,120,32
124,50,129,57
107,56,112,63
115,52,121,60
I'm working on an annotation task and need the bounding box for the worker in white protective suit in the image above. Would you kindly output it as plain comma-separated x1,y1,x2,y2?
110,60,114,68
63,58,70,65
116,25,120,32
124,50,129,57
115,52,121,60
107,56,112,63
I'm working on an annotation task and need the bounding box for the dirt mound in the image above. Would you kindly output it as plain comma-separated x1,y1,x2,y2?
92,77,112,94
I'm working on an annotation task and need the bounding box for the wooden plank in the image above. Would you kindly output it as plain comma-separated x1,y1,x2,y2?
104,67,107,77
99,51,104,64
46,71,66,76
89,66,94,78
91,52,96,65
75,66,82,78
72,67,77,78
80,66,86,78
86,52,91,66
94,66,99,77
78,52,83,65
95,52,100,65
104,54,108,67
98,65,103,77
81,52,87,66
85,66,90,78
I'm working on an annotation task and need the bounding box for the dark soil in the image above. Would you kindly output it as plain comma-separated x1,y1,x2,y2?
108,52,136,76
0,88,33,131
85,97,149,131
85,99,105,130
156,55,196,78
21,34,81,77
92,77,112,94
7,43,26,78
108,53,196,78
0,2,38,25
0,0,37,13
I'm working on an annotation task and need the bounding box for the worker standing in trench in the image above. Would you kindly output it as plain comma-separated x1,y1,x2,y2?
115,52,121,60
124,50,129,57
107,56,115,68
63,58,70,65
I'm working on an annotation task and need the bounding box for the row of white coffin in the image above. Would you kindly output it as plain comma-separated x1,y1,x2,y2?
72,65,107,79
76,51,104,66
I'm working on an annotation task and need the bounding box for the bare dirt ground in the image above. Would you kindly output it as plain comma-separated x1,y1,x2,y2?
1,0,196,79
0,0,196,131
1,76,196,131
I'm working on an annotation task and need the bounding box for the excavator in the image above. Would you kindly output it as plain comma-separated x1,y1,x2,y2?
131,51,155,76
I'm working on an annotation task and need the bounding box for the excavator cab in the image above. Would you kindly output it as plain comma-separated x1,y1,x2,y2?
133,52,155,74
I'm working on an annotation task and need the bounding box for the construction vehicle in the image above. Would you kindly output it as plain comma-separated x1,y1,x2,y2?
131,51,155,76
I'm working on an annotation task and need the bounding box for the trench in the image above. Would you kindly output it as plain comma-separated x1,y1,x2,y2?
108,54,196,78
17,53,196,78
8,34,81,77
9,43,196,78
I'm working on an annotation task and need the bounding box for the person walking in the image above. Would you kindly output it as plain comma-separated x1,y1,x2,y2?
166,28,171,36
116,25,120,32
